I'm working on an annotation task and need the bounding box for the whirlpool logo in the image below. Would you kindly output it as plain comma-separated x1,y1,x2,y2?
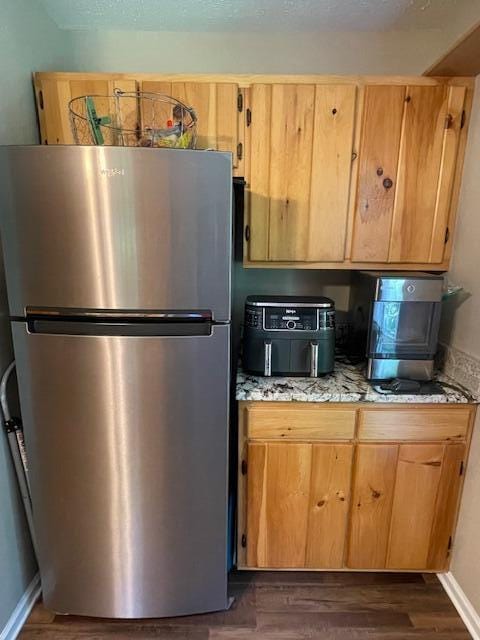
100,167,125,177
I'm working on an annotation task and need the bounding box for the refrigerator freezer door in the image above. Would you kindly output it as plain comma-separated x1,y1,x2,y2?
12,321,230,618
0,146,232,321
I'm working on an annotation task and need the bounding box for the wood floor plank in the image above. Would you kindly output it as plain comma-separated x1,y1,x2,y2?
254,584,461,615
19,572,469,640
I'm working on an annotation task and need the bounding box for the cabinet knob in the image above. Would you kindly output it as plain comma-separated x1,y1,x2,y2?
376,167,383,176
383,177,393,189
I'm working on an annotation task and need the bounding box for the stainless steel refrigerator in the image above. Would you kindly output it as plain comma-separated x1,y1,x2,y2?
0,146,232,618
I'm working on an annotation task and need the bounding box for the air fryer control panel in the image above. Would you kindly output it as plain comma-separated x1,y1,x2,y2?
246,306,334,331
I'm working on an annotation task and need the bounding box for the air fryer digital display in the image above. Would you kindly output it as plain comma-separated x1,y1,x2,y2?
264,307,318,331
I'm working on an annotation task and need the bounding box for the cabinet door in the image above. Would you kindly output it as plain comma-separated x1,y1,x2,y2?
248,84,356,262
347,444,398,568
35,76,138,145
390,85,466,263
246,442,353,568
348,443,465,571
350,86,405,262
351,84,465,264
141,81,240,170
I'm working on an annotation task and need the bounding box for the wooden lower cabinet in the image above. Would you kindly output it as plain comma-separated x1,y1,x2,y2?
347,442,465,570
246,442,353,568
238,402,474,572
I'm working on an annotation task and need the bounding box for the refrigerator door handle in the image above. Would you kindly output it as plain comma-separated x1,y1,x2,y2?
27,319,213,337
26,307,213,322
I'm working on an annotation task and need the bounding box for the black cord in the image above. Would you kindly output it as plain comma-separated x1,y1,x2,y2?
436,380,475,402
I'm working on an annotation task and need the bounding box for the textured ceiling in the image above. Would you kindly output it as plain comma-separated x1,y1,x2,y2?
38,0,480,32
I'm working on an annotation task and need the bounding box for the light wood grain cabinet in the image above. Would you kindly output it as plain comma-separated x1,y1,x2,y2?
246,441,353,568
351,84,466,264
34,73,243,175
34,72,473,270
238,401,475,572
347,442,465,570
248,83,356,262
35,76,138,145
140,80,242,171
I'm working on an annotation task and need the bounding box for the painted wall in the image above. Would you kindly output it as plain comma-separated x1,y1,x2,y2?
0,0,71,632
440,76,480,615
68,29,456,75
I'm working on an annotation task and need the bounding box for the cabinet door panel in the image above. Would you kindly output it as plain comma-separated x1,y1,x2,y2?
428,86,466,263
427,443,465,569
248,83,356,262
351,86,405,262
387,444,445,569
348,441,466,571
305,444,353,568
347,444,398,568
70,79,138,145
38,77,138,145
37,78,74,145
249,84,272,261
246,442,352,568
389,85,448,263
141,81,239,165
308,85,356,261
268,84,315,261
247,442,312,567
245,442,268,567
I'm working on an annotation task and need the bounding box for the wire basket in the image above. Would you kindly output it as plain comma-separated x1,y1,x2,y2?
69,90,197,148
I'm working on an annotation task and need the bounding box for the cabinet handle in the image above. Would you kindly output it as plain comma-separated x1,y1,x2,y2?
245,225,250,242
376,167,383,176
383,178,393,189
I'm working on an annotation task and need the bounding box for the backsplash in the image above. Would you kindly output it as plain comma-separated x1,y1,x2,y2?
438,343,480,396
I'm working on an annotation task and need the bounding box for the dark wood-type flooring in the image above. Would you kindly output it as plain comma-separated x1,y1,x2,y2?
20,571,470,639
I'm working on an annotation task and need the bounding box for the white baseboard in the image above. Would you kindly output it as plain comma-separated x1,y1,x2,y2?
438,572,480,640
0,574,41,640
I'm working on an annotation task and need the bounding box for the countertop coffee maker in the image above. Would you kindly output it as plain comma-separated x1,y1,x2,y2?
349,272,444,382
243,295,335,377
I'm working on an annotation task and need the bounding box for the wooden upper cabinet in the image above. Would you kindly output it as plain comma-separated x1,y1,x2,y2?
34,73,471,269
246,442,353,568
350,85,405,262
351,84,466,264
34,73,241,173
248,83,356,262
347,442,465,571
140,81,241,171
35,76,138,145
391,85,466,263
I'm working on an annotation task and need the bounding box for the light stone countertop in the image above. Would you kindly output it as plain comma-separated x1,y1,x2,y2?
236,357,477,404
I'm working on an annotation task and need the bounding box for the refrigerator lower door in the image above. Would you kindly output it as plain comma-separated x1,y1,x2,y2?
12,321,230,618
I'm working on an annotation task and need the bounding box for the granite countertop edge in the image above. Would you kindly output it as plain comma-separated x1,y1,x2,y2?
236,360,478,405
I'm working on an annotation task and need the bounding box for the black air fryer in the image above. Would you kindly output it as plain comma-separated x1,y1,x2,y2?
243,295,335,377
